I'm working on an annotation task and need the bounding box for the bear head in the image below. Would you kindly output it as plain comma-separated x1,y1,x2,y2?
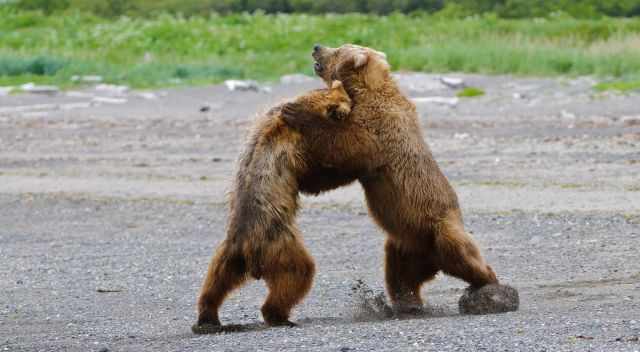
312,44,391,91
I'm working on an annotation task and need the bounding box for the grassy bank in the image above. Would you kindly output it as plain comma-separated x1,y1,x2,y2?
1,9,640,88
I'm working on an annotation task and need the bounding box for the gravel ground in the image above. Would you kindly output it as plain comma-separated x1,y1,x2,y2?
1,73,639,351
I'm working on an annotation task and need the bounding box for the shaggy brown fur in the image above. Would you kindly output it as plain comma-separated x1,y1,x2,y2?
193,81,353,333
282,44,500,313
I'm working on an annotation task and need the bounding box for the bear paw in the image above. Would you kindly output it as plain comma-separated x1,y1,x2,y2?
458,284,519,315
191,323,224,335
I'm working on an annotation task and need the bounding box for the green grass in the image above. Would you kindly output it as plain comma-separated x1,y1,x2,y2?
594,79,640,92
457,87,485,97
2,9,640,88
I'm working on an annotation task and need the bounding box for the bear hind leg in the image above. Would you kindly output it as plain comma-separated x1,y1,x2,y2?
194,244,248,331
261,237,315,326
384,239,439,315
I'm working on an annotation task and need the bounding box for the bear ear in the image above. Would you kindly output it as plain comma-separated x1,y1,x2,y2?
353,52,369,69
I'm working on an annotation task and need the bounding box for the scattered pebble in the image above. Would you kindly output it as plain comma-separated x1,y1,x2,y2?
349,279,392,321
574,335,594,340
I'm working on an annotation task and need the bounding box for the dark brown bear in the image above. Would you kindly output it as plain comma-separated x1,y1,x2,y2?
282,44,510,314
192,81,353,334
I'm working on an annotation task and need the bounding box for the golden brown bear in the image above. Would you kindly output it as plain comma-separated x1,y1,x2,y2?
280,44,502,314
193,81,353,334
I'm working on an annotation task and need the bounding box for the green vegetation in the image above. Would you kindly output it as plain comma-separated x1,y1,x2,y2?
1,7,640,88
457,87,485,98
10,0,640,17
594,79,640,92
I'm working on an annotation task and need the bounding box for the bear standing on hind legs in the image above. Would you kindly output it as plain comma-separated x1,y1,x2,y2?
282,44,518,315
192,81,354,334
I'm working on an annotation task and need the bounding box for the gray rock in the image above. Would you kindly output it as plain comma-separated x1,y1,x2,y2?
412,96,459,107
440,76,466,89
136,92,157,100
95,84,129,96
0,86,14,96
20,83,59,95
224,79,272,93
65,91,94,98
225,79,260,92
621,116,640,127
459,284,519,315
